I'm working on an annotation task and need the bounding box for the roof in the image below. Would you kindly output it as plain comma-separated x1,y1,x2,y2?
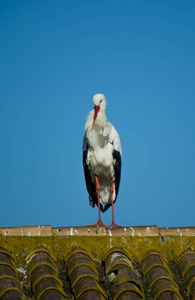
0,225,195,299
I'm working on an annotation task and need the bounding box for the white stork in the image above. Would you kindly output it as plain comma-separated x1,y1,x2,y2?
83,94,122,227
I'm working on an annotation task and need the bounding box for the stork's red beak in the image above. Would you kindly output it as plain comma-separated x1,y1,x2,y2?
92,105,100,126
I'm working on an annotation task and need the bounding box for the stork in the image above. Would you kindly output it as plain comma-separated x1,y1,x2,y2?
83,94,122,228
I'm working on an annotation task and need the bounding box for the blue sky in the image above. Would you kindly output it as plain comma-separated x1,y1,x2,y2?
0,1,195,228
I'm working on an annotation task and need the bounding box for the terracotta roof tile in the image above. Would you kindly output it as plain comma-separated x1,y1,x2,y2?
103,247,144,299
0,225,194,299
27,246,67,299
140,250,183,300
177,249,195,299
0,247,26,299
66,247,107,299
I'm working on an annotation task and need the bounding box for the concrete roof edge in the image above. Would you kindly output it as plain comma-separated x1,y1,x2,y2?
0,225,195,237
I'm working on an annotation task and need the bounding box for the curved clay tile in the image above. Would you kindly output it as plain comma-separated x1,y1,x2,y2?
0,247,26,300
103,247,144,300
140,250,183,300
27,246,67,299
177,249,195,299
66,247,107,299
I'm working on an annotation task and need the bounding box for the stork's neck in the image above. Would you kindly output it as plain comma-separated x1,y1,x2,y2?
93,109,107,129
85,109,108,133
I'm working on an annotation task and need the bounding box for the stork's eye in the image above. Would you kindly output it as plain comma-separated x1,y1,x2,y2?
100,99,103,103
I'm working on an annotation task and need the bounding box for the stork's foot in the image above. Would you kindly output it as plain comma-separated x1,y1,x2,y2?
107,221,122,229
89,219,106,228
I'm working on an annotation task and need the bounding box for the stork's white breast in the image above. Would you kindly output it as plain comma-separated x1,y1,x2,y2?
87,143,114,178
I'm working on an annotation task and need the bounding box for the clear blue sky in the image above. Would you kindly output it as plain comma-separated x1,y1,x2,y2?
0,1,195,228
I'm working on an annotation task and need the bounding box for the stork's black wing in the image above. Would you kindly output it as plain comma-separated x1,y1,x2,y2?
113,149,122,199
82,134,98,208
103,149,122,213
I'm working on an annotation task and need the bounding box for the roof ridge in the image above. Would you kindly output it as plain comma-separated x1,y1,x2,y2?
1,225,195,237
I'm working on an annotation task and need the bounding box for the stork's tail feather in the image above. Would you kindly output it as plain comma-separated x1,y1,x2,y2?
101,203,111,213
89,196,111,213
89,197,105,212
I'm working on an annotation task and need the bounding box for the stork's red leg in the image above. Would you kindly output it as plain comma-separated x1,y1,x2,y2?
90,175,105,227
108,178,121,228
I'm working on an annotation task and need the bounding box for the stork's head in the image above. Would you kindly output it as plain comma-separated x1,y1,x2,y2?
92,94,106,126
